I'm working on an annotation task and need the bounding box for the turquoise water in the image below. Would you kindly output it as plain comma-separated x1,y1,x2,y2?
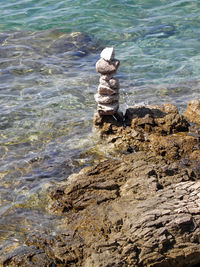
0,0,200,253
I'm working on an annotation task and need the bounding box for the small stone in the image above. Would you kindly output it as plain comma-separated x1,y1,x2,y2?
98,85,119,96
183,99,200,125
96,58,120,75
98,102,119,115
100,47,115,61
94,93,119,104
99,77,120,89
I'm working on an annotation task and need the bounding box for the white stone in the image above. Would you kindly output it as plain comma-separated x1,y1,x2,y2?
100,47,115,62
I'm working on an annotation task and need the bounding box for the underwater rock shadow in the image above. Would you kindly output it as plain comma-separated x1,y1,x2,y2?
0,29,104,75
143,24,176,39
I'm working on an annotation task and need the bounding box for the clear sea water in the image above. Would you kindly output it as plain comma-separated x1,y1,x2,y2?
0,0,200,253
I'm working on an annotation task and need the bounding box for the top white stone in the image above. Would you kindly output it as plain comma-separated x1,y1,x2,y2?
100,47,115,62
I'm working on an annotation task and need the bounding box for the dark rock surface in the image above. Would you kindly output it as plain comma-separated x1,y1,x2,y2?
93,103,200,161
2,103,200,266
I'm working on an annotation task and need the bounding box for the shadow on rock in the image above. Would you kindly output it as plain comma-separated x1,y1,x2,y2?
2,102,200,267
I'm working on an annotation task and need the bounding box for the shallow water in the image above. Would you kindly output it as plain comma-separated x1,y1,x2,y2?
0,0,200,252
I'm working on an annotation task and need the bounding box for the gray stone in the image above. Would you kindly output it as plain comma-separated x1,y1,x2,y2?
98,102,119,115
96,58,120,75
98,85,119,96
99,77,120,89
94,93,119,104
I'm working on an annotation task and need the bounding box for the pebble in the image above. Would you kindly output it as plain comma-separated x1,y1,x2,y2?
94,93,119,104
99,77,120,89
95,47,120,115
98,102,119,115
96,58,120,75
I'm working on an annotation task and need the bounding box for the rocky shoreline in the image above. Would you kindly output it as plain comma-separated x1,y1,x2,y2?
1,100,200,266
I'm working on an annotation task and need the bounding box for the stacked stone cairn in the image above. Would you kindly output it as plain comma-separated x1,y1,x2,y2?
95,47,120,115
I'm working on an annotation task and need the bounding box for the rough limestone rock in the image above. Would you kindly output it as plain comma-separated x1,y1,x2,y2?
2,101,200,266
183,99,200,125
1,245,53,267
93,103,200,161
124,103,189,134
3,151,200,266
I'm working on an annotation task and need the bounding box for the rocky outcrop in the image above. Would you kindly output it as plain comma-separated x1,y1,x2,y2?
2,102,200,267
2,151,200,267
183,99,200,125
93,103,200,161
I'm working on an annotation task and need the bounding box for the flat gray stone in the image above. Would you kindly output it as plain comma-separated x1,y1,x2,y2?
95,93,119,104
99,77,120,89
98,85,119,96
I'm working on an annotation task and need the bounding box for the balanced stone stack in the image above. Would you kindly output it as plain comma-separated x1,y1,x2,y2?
95,47,120,115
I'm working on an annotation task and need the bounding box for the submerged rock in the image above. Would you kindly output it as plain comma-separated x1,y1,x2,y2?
0,30,103,75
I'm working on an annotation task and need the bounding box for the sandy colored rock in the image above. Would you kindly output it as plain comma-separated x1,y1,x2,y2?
3,150,200,267
183,99,200,125
93,103,200,161
125,104,189,134
3,102,200,267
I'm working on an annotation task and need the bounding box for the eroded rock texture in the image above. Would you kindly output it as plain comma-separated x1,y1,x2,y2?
2,102,200,266
2,151,200,267
93,103,200,161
